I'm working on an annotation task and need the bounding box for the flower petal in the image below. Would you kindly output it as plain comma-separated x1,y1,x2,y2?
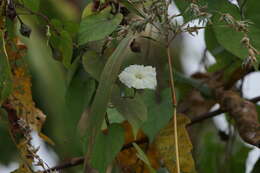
118,65,157,90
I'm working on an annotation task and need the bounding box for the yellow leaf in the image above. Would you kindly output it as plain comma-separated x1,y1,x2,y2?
116,116,196,173
6,38,46,132
154,114,196,173
82,2,96,18
3,38,47,171
116,121,159,173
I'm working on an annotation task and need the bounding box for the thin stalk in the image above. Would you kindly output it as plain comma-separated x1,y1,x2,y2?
166,45,180,173
1,31,11,72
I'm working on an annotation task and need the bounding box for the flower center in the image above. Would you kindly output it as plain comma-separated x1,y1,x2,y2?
135,73,143,79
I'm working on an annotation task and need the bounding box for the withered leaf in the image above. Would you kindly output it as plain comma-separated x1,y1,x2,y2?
153,114,196,173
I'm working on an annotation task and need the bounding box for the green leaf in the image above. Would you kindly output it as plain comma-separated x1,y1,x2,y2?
50,19,79,38
0,37,13,104
22,0,40,12
213,23,247,60
64,21,80,38
82,51,105,80
198,131,225,173
112,87,147,136
0,108,16,164
174,71,212,98
6,19,16,39
174,0,208,22
66,56,81,86
83,36,132,171
65,67,96,126
205,24,222,52
204,25,238,72
256,105,260,120
82,2,96,18
209,0,260,60
50,19,63,31
248,26,260,61
197,126,250,173
244,0,260,28
229,145,250,173
78,7,123,45
204,25,245,82
60,30,73,68
211,3,246,59
141,89,172,141
90,124,124,173
174,0,192,22
107,107,125,124
84,35,131,135
49,30,73,68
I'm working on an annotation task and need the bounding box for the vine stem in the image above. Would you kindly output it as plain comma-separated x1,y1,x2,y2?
166,44,180,173
15,2,60,35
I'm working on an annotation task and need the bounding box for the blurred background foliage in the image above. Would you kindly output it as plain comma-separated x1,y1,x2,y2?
0,0,260,173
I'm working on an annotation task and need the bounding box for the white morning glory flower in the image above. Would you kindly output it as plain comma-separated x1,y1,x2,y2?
118,65,157,90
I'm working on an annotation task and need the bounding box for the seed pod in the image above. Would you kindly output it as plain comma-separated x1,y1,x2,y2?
20,23,32,38
6,2,17,20
130,39,141,53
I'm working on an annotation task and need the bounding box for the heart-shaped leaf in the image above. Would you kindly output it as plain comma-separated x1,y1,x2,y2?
141,90,172,141
82,51,105,80
112,87,147,136
90,124,124,173
78,7,123,45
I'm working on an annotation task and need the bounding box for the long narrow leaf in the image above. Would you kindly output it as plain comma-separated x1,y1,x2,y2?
83,35,132,171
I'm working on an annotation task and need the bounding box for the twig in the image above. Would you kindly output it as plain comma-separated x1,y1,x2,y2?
43,157,84,173
188,109,223,126
166,43,180,173
188,95,260,126
42,137,149,173
164,0,180,170
15,3,60,35
250,96,260,103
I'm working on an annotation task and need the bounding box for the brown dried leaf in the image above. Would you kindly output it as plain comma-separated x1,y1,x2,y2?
2,38,47,171
5,38,46,132
117,121,159,173
117,116,196,173
217,90,260,147
153,114,196,173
